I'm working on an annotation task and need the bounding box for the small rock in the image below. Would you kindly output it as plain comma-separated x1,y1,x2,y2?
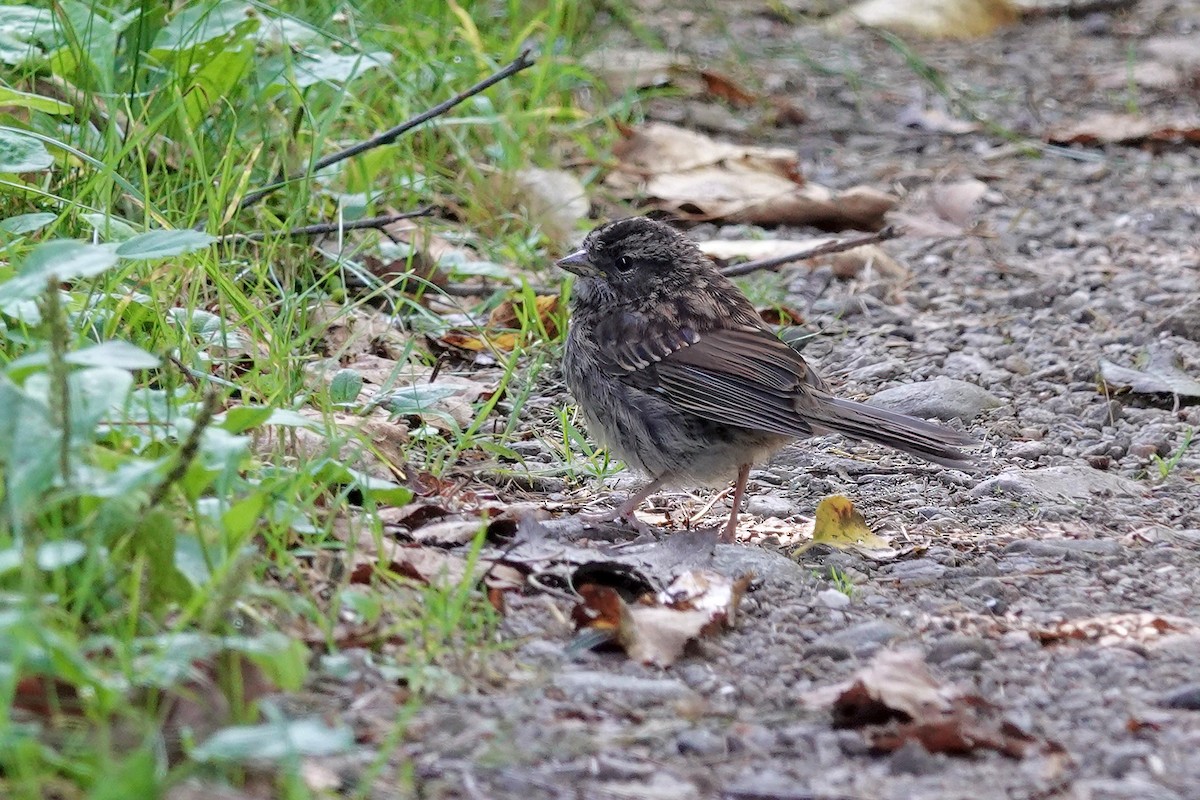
868,377,1002,422
1158,683,1200,710
1158,298,1200,340
553,671,695,703
883,558,946,584
971,466,1144,501
888,740,941,776
812,620,906,657
676,727,727,756
817,588,852,609
745,494,795,518
927,635,995,665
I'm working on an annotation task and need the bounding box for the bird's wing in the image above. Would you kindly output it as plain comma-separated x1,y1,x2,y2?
597,317,826,437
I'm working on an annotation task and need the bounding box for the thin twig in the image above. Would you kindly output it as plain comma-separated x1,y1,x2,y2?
221,206,436,244
147,390,221,508
718,225,901,278
236,49,536,212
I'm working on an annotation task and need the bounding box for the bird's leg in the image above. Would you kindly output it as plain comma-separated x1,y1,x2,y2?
719,463,752,543
580,477,664,532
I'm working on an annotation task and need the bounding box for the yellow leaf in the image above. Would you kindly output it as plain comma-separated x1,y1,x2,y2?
793,495,891,556
445,0,485,57
835,0,1019,39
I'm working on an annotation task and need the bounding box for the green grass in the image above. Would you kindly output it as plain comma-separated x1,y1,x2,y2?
0,1,616,795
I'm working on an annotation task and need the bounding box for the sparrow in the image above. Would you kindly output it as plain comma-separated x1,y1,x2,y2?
556,216,977,543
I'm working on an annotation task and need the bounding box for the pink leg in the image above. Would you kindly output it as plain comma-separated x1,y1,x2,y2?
719,464,752,543
581,477,664,531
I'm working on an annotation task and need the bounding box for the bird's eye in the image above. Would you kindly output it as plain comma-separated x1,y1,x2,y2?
615,255,635,274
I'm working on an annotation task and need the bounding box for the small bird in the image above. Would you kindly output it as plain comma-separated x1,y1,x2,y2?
557,216,977,543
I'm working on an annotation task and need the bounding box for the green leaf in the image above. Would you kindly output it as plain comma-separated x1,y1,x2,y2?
0,375,60,517
36,540,87,570
0,128,54,172
0,5,54,66
116,229,216,259
317,461,413,506
21,239,120,280
80,213,139,242
153,1,256,51
0,212,57,234
191,717,354,763
329,369,364,405
289,50,393,88
49,0,117,93
0,86,71,114
65,341,160,370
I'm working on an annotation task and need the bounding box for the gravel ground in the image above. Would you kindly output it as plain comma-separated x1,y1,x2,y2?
325,3,1200,798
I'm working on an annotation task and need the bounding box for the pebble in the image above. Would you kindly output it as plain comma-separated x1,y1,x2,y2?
1157,683,1200,711
675,727,727,756
971,466,1144,501
811,620,906,657
883,558,946,584
745,494,795,518
927,635,995,665
888,740,942,776
867,377,1002,422
817,588,851,609
1157,298,1200,340
553,671,696,703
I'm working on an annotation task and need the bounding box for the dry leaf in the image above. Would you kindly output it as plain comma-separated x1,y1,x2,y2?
806,649,1061,759
834,0,1020,39
606,123,895,230
1100,350,1200,399
435,294,561,354
1035,613,1200,648
897,100,979,134
1047,112,1200,146
581,48,679,93
250,407,408,482
571,570,747,667
504,168,589,247
351,543,524,592
889,178,989,238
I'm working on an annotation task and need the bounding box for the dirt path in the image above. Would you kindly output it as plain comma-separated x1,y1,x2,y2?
353,3,1200,798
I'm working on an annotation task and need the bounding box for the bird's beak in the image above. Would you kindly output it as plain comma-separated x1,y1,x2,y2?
555,249,597,277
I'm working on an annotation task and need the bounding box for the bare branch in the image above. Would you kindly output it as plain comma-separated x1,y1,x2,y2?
236,49,536,212
222,206,436,244
718,226,902,278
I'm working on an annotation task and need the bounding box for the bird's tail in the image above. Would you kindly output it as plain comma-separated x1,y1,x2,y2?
809,396,978,470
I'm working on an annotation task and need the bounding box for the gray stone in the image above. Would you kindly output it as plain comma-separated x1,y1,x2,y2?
971,466,1145,501
883,558,946,584
867,377,1002,422
817,588,852,609
744,494,795,518
927,635,995,665
675,727,727,756
1158,298,1200,340
812,620,906,657
553,671,695,703
1158,683,1200,710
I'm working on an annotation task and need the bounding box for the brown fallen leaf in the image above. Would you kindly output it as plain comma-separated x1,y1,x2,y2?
833,0,1020,39
807,649,1061,759
605,123,895,230
434,294,561,354
1047,112,1200,146
571,569,748,667
889,178,989,238
350,543,524,592
1035,612,1200,648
